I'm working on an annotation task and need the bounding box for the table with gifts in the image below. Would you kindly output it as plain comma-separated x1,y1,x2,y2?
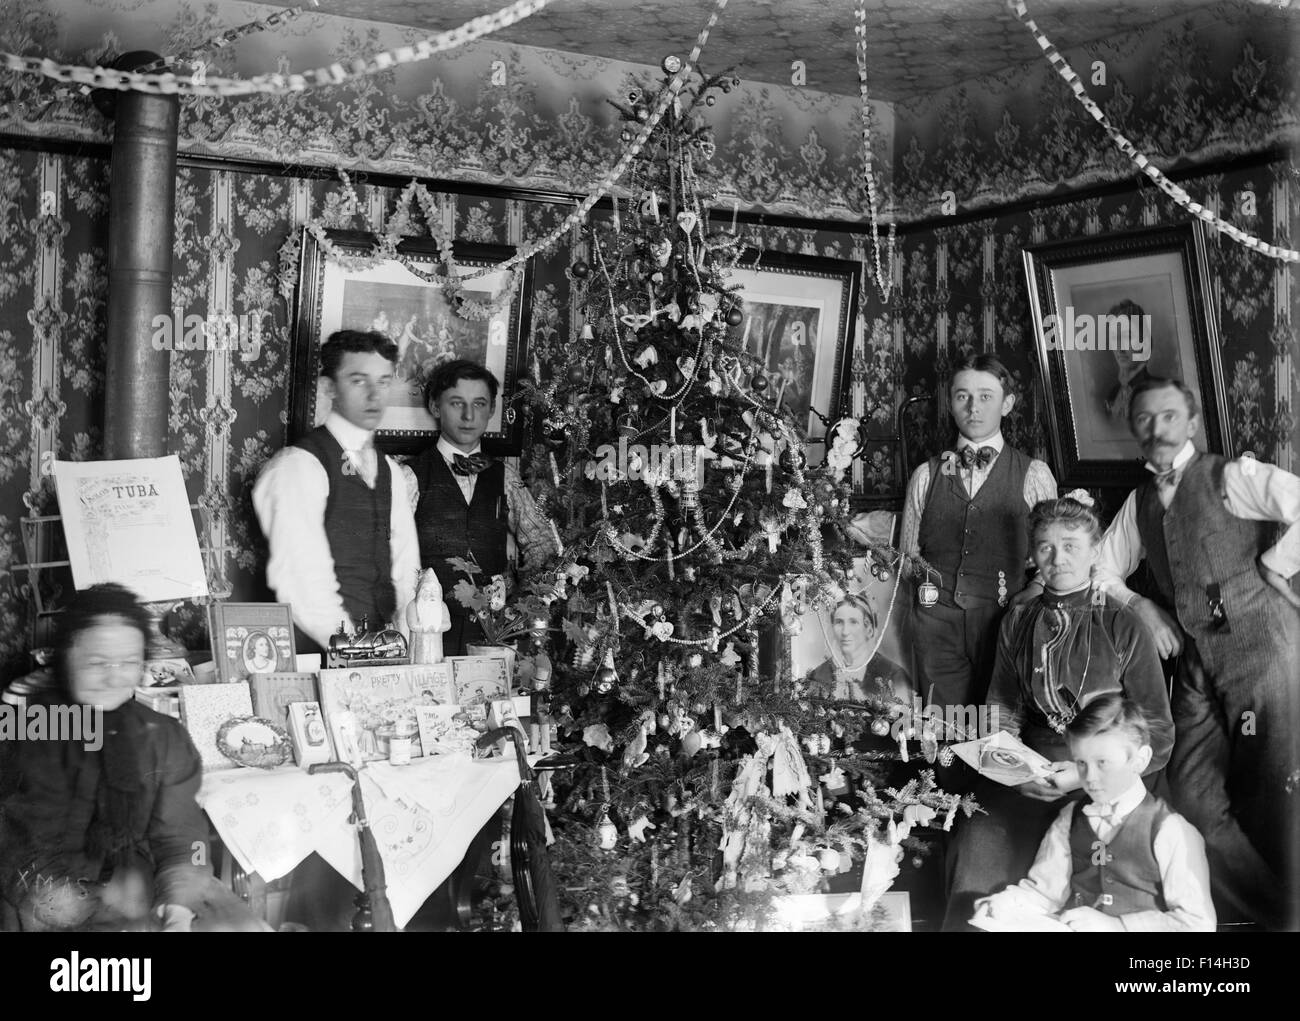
197,752,521,928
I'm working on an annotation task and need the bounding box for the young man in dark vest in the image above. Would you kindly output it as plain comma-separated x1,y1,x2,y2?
900,353,1057,711
403,360,558,657
253,330,419,653
1095,376,1300,930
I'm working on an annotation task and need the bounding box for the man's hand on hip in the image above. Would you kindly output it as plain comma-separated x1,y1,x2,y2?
1259,561,1300,610
1132,596,1183,658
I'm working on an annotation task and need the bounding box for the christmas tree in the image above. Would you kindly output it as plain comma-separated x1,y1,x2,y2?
469,59,976,931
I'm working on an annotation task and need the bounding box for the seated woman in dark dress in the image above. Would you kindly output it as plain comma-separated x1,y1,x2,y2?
805,593,911,702
0,583,268,932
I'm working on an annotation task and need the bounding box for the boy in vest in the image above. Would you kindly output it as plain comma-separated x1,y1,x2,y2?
1094,375,1300,930
403,360,558,656
252,330,419,654
901,353,1057,711
972,693,1215,931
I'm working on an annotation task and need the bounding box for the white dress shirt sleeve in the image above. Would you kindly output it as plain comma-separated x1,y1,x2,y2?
387,455,420,637
251,448,348,649
975,802,1074,919
1093,490,1145,607
1222,458,1300,578
1023,459,1059,510
900,462,931,560
1118,814,1217,933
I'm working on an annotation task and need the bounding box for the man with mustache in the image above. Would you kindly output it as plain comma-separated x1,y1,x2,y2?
253,330,419,655
1094,375,1300,930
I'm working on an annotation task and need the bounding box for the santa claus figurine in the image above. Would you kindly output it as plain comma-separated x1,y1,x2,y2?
406,568,452,664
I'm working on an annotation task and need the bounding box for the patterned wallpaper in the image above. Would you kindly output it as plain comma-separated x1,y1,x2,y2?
888,8,1298,518
0,0,1295,676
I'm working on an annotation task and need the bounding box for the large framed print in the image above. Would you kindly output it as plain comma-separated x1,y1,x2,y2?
728,249,860,457
291,228,534,456
1023,222,1228,488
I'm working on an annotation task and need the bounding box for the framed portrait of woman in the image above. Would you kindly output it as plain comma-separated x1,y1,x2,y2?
787,512,914,702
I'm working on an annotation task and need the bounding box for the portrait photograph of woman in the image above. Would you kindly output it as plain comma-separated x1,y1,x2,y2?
241,630,281,674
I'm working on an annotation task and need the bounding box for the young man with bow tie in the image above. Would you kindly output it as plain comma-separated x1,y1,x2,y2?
403,359,558,656
253,330,419,655
900,353,1058,711
1093,375,1300,930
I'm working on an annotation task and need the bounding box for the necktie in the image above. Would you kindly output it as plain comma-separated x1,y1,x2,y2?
959,445,996,470
451,452,491,476
1082,802,1120,831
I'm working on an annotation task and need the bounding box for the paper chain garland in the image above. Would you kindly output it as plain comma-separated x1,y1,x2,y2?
457,0,732,284
2,0,552,97
128,3,320,77
1008,0,1300,264
853,0,898,304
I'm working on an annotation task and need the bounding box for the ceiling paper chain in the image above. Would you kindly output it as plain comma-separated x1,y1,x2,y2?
128,3,320,77
853,0,898,303
457,0,732,284
1008,0,1299,263
2,0,551,97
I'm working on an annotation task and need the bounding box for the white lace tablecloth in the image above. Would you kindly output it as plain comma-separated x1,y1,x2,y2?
198,753,521,928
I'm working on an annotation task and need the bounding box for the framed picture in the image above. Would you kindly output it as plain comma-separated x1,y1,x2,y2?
290,227,535,456
208,602,297,684
1023,222,1229,488
727,249,860,457
786,512,914,701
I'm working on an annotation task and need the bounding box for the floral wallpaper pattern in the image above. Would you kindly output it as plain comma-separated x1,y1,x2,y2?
0,0,1296,675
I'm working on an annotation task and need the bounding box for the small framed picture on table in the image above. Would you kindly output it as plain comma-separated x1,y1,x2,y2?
207,603,297,684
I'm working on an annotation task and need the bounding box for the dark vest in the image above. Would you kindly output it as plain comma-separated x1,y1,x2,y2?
1069,791,1171,917
1134,452,1285,671
409,443,510,653
292,426,397,632
917,445,1032,608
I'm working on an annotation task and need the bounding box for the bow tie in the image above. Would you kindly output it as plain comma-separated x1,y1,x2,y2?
450,452,491,476
959,445,997,470
1082,802,1120,824
1150,466,1180,490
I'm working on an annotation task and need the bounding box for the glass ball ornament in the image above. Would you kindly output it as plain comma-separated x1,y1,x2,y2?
912,856,925,869
705,94,716,106
620,129,633,143
870,717,890,737
724,306,744,327
750,373,768,393
594,665,618,695
570,259,590,279
779,445,807,471
662,54,683,75
627,89,641,104
567,362,587,386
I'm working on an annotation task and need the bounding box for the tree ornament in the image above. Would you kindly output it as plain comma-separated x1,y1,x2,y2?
750,372,768,393
662,54,683,74
596,812,619,850
724,305,744,327
635,106,650,121
870,717,890,737
818,848,841,872
620,129,633,143
570,259,590,279
568,362,587,386
705,94,716,106
594,649,619,694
